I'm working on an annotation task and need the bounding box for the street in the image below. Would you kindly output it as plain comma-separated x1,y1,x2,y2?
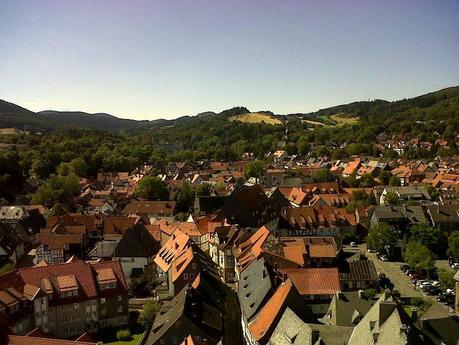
345,245,454,315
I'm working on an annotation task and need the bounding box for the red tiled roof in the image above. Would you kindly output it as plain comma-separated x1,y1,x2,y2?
308,244,336,258
122,200,176,216
234,226,270,271
8,335,96,345
154,230,190,272
342,159,361,175
248,279,293,341
279,268,340,295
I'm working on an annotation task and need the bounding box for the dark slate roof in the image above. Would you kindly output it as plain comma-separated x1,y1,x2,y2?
426,204,459,224
145,286,222,345
238,255,273,321
373,205,427,224
306,323,353,345
385,186,431,200
88,240,118,258
340,260,379,282
422,316,459,345
194,195,227,215
322,291,372,327
268,307,313,345
113,223,160,258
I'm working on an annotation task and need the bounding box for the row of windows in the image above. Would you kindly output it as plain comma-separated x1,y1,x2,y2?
60,290,78,298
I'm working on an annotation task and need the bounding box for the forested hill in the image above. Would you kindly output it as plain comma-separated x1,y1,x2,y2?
0,86,458,134
0,100,249,133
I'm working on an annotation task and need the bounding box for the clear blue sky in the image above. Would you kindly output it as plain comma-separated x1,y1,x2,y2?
1,0,458,120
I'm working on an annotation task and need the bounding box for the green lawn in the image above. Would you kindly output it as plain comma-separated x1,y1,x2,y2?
95,323,145,345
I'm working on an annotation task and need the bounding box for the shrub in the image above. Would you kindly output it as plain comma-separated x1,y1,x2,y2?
409,297,432,311
361,288,376,300
116,329,131,341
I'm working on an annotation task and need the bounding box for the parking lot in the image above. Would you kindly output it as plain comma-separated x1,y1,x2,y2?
345,245,455,315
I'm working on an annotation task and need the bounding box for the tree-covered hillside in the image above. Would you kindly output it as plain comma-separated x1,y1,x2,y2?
0,86,457,202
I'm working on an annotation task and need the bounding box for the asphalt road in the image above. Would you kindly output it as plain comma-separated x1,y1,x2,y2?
344,245,454,315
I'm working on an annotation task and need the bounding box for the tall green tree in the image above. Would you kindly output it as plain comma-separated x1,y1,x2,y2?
174,182,194,213
409,224,440,254
135,176,169,200
244,160,266,179
447,231,459,260
367,223,398,253
404,241,434,274
141,301,161,328
384,191,401,205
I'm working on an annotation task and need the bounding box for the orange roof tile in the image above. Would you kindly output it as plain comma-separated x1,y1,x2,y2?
248,279,293,341
308,244,336,258
56,275,78,291
279,268,340,295
96,268,117,284
283,245,305,265
154,230,190,272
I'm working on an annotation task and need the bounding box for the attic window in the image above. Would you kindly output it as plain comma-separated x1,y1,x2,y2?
249,303,255,309
245,292,251,298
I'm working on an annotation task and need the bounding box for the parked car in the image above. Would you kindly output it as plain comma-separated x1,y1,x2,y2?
424,286,441,295
450,262,459,269
405,269,416,276
445,297,455,307
410,272,424,280
437,293,448,302
421,283,434,291
431,281,440,287
400,265,410,272
379,254,389,261
416,279,428,287
350,241,357,247
419,281,432,288
446,288,455,295
367,248,377,253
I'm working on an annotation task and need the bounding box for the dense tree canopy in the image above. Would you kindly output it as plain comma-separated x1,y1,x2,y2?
135,176,169,201
404,241,435,273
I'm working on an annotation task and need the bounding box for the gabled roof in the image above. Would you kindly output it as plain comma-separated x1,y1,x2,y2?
347,292,425,345
113,224,160,258
146,286,222,345
8,335,96,345
103,216,140,236
248,279,293,342
234,226,271,271
340,260,378,282
154,230,190,272
0,260,127,306
122,200,176,216
279,268,340,295
322,291,372,326
238,255,273,321
268,307,313,345
342,159,361,175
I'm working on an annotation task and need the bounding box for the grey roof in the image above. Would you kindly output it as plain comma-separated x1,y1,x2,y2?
88,240,118,258
347,292,425,345
113,224,160,258
426,204,459,224
307,323,354,345
422,316,459,345
0,206,29,220
340,260,379,282
373,205,428,224
146,286,222,345
385,186,431,200
268,307,313,345
322,291,372,327
238,255,273,321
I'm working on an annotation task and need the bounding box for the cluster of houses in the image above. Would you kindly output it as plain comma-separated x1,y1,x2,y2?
1,151,459,345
